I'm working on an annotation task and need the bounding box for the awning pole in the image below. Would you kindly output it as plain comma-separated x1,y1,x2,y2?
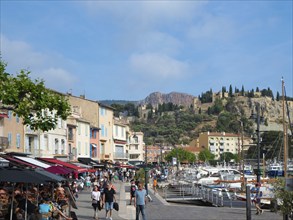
10,183,15,220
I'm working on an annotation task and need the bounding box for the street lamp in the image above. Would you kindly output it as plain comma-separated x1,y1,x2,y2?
144,143,148,193
250,103,264,184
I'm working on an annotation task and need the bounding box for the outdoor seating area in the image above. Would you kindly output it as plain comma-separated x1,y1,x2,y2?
0,153,104,220
0,152,141,220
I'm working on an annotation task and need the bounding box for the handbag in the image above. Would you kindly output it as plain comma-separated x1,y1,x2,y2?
113,202,119,211
92,199,98,204
98,201,103,211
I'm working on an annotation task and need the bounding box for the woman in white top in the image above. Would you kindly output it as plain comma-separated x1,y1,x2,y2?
91,185,101,219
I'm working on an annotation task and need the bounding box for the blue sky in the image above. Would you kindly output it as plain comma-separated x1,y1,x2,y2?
1,1,292,101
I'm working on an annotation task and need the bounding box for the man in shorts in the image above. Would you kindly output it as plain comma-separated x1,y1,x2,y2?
103,182,116,220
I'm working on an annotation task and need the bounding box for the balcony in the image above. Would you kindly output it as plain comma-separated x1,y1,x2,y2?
0,137,9,151
209,146,216,152
114,152,128,159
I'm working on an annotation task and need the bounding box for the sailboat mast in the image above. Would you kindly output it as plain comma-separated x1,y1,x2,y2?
282,77,287,178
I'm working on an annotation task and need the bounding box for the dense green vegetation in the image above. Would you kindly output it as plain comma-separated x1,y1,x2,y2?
110,86,292,160
165,148,196,163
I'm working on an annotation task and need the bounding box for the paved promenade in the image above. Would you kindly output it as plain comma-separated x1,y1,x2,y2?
74,181,283,220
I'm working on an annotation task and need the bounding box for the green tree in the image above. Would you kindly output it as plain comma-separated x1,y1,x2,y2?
165,147,196,163
241,85,245,96
273,179,293,216
220,152,235,163
111,103,125,117
276,91,280,101
210,98,224,115
200,89,213,103
229,85,233,97
0,61,70,131
222,86,227,97
198,148,215,162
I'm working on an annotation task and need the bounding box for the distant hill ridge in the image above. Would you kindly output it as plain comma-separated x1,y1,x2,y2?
100,92,195,107
139,92,195,107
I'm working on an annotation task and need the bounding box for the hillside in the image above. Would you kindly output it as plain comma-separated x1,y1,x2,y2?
139,91,195,108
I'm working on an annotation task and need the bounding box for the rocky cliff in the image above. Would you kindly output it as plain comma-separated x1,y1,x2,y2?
140,92,195,107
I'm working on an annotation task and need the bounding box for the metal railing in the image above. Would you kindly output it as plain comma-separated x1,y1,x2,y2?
162,183,224,207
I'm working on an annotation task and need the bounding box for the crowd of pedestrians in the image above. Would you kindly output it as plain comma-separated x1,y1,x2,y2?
0,182,74,220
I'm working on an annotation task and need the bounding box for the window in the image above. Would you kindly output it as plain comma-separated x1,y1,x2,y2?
115,125,118,136
101,125,105,137
78,123,81,135
122,127,125,138
8,111,12,120
91,130,97,139
85,142,88,155
100,143,105,154
100,107,106,116
16,134,20,148
68,127,73,141
58,118,62,128
61,139,65,154
55,139,59,154
85,124,88,136
44,134,49,150
8,133,12,146
78,141,81,155
16,114,19,123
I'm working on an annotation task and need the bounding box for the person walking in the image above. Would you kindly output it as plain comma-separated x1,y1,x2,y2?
152,178,157,195
253,183,263,215
129,181,137,205
91,185,101,219
102,182,116,220
134,183,147,220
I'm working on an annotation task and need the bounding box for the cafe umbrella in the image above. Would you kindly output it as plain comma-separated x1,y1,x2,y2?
0,167,59,220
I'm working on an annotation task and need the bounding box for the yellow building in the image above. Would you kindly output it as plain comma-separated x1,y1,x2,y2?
199,132,241,159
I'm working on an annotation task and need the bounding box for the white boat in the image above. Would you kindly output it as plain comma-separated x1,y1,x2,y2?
236,183,275,205
243,164,254,175
267,163,284,177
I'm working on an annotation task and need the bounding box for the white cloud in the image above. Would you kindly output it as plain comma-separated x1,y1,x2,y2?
1,34,47,72
187,14,236,43
41,68,77,88
1,34,78,91
79,1,206,27
130,53,189,78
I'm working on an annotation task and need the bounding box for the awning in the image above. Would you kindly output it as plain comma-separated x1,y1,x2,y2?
45,165,72,175
0,113,8,118
38,158,87,173
91,144,97,148
2,156,37,168
35,168,67,182
78,157,105,168
71,162,92,169
15,156,51,168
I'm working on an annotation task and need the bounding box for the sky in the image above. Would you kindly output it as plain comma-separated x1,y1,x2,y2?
1,1,292,101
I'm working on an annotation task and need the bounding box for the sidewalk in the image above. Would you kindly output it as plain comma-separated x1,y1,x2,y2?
74,181,125,220
74,181,283,220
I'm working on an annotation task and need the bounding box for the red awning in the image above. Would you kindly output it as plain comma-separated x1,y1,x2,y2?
38,158,87,173
119,164,135,169
0,113,8,118
3,156,37,168
87,169,96,173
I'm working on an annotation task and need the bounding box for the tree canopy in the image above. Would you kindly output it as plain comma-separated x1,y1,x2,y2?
0,61,70,131
198,148,215,162
164,147,196,163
